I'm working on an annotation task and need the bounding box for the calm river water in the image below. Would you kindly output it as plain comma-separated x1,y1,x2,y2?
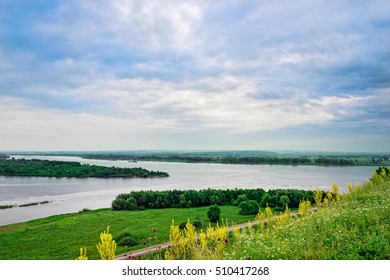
0,155,377,225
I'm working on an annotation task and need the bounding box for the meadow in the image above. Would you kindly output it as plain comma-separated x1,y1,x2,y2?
0,205,256,260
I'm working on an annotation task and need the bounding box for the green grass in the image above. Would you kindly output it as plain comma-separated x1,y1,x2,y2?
227,177,390,260
0,205,255,260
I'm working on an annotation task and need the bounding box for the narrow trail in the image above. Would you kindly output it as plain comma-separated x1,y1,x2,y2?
115,209,310,260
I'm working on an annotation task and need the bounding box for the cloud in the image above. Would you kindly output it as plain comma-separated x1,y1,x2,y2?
1,0,389,151
0,96,181,150
2,77,378,138
33,0,202,55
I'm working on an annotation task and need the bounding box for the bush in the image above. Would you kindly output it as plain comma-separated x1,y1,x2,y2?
260,193,272,207
193,220,203,229
179,221,188,230
179,219,203,230
279,195,290,209
116,232,139,247
233,194,248,206
207,204,221,222
111,195,127,210
124,196,138,210
239,200,259,215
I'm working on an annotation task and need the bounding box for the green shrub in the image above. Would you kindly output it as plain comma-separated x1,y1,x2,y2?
279,195,290,209
111,196,126,210
193,220,203,229
124,197,138,210
179,221,188,230
116,232,139,247
207,204,221,222
233,194,248,206
239,200,259,215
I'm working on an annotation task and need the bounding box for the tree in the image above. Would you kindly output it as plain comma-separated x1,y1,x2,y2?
207,204,221,222
124,196,138,210
210,195,221,205
233,194,248,206
239,200,259,215
279,195,290,209
260,193,272,207
179,194,187,208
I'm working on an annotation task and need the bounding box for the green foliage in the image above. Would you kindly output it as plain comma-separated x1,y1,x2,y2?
178,221,188,230
375,166,390,177
192,219,203,229
279,195,290,209
0,204,15,209
207,205,221,222
259,193,272,207
0,158,169,178
115,232,139,247
239,200,259,215
124,197,138,210
233,194,248,206
210,195,221,205
179,194,187,208
112,188,314,211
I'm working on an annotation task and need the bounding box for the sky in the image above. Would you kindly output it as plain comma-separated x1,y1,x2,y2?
0,0,389,152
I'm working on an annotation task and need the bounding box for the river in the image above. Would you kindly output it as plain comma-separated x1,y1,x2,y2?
0,155,377,226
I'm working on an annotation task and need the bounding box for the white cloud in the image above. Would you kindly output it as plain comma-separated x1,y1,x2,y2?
0,96,179,150
35,0,202,54
17,76,366,136
1,0,389,151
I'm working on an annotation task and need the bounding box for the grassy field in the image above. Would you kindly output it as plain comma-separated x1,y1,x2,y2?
158,172,390,260
0,205,256,260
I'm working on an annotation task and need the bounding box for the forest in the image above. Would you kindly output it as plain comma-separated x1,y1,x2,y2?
0,158,169,178
111,187,315,213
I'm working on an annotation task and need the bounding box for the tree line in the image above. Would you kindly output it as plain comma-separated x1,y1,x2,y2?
80,153,389,166
0,158,169,178
111,188,315,213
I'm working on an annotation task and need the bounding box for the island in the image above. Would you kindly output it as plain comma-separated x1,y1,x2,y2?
0,158,169,178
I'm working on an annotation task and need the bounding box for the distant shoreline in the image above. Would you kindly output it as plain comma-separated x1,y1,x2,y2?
2,151,389,167
80,153,390,167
